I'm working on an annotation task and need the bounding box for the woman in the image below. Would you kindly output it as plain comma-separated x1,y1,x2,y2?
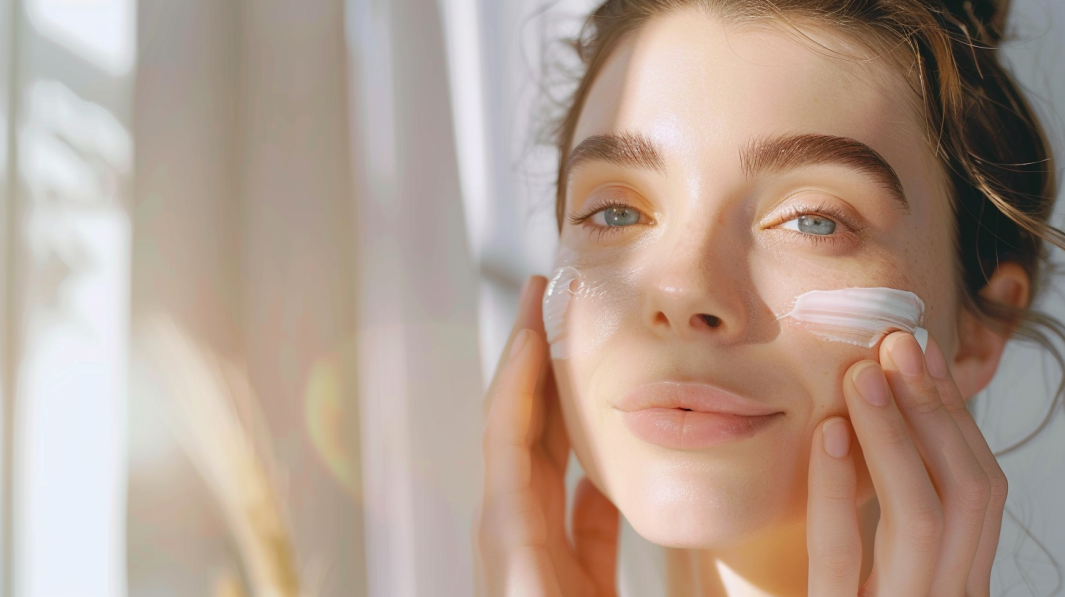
475,0,1061,595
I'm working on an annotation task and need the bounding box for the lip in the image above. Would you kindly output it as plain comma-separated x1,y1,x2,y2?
614,381,784,450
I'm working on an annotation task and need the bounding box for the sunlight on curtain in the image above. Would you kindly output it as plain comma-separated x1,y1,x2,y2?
9,1,135,597
26,0,135,76
348,1,481,596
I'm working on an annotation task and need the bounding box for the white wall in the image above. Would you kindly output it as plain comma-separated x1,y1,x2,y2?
977,1,1065,594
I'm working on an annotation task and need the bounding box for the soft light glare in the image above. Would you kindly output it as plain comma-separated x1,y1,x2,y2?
27,0,136,76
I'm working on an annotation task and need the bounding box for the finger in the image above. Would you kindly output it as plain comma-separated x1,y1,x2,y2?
482,329,545,506
878,331,990,595
845,360,943,596
572,477,620,597
924,333,1008,596
484,276,549,419
478,329,564,597
540,363,571,476
807,416,862,597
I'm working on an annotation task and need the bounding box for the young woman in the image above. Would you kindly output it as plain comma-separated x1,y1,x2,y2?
475,0,1061,595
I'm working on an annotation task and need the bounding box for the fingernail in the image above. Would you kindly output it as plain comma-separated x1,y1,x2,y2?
823,417,851,459
925,335,949,379
853,362,890,407
889,333,925,377
509,329,530,362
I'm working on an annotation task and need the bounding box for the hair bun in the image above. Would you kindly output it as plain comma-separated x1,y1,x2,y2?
939,0,1010,44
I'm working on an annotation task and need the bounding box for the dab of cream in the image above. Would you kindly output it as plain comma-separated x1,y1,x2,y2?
542,250,623,360
776,287,929,351
543,266,582,359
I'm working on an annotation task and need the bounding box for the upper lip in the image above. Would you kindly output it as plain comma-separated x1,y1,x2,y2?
614,381,782,417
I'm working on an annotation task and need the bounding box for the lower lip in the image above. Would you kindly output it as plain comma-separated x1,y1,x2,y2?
617,408,783,450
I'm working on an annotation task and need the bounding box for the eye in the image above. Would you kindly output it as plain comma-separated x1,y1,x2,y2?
780,214,837,236
567,200,650,234
766,201,864,249
594,205,641,227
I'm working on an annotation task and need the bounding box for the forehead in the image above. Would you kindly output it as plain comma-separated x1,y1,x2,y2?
570,8,942,200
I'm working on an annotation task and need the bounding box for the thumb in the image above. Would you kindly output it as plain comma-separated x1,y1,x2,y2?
572,476,620,596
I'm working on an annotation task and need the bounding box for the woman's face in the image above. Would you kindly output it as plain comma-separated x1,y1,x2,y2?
550,9,958,548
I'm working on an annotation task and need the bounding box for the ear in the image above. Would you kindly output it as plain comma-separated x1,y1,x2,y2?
952,261,1031,400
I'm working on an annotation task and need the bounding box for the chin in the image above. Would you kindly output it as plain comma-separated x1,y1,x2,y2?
603,461,799,549
622,494,785,549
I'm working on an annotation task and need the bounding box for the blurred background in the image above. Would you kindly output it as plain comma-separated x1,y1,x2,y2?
0,0,1061,596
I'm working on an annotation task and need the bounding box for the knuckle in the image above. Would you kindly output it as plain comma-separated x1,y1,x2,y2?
904,506,946,548
944,398,970,420
907,389,945,416
818,476,857,502
955,471,992,513
486,451,533,496
811,546,859,581
874,418,912,447
504,494,549,547
482,421,525,452
478,492,548,550
988,469,1009,504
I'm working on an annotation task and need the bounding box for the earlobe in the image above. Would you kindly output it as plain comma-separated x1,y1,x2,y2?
950,261,1031,400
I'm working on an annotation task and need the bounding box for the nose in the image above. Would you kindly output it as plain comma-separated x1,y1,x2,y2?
642,235,750,343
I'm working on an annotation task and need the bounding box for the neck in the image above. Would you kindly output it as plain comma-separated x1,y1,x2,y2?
662,498,880,597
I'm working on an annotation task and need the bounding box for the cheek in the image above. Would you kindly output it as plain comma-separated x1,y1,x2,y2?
776,325,861,417
550,351,617,492
542,262,639,361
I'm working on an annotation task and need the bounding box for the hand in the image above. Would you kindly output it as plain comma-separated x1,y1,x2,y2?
807,331,1008,596
474,275,621,597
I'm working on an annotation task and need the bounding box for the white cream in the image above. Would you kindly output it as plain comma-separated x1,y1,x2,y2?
542,248,627,360
776,287,928,351
544,262,928,358
543,265,582,359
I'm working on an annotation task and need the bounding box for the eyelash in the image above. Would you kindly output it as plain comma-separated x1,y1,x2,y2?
567,199,864,246
772,201,864,248
567,200,647,241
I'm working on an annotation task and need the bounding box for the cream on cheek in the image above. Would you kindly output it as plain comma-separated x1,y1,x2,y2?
542,248,638,360
544,253,929,357
775,287,929,350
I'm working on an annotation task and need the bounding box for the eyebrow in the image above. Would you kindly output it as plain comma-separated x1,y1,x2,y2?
564,131,909,212
564,132,666,182
740,133,909,212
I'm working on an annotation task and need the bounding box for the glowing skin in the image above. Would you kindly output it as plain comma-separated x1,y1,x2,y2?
543,265,582,359
543,247,641,360
550,8,960,596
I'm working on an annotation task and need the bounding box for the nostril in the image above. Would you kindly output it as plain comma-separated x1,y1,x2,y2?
700,314,722,328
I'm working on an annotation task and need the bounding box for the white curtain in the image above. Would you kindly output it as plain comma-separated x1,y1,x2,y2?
127,1,366,596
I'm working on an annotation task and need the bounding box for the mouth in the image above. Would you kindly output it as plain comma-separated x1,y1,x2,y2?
614,380,782,417
614,381,784,450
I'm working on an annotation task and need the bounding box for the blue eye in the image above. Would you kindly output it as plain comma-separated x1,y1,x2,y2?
595,205,641,227
781,214,837,235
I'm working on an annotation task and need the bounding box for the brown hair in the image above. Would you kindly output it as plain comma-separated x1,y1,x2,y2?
545,0,1065,457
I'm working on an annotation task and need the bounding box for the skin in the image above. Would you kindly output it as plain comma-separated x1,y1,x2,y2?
475,8,1029,597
